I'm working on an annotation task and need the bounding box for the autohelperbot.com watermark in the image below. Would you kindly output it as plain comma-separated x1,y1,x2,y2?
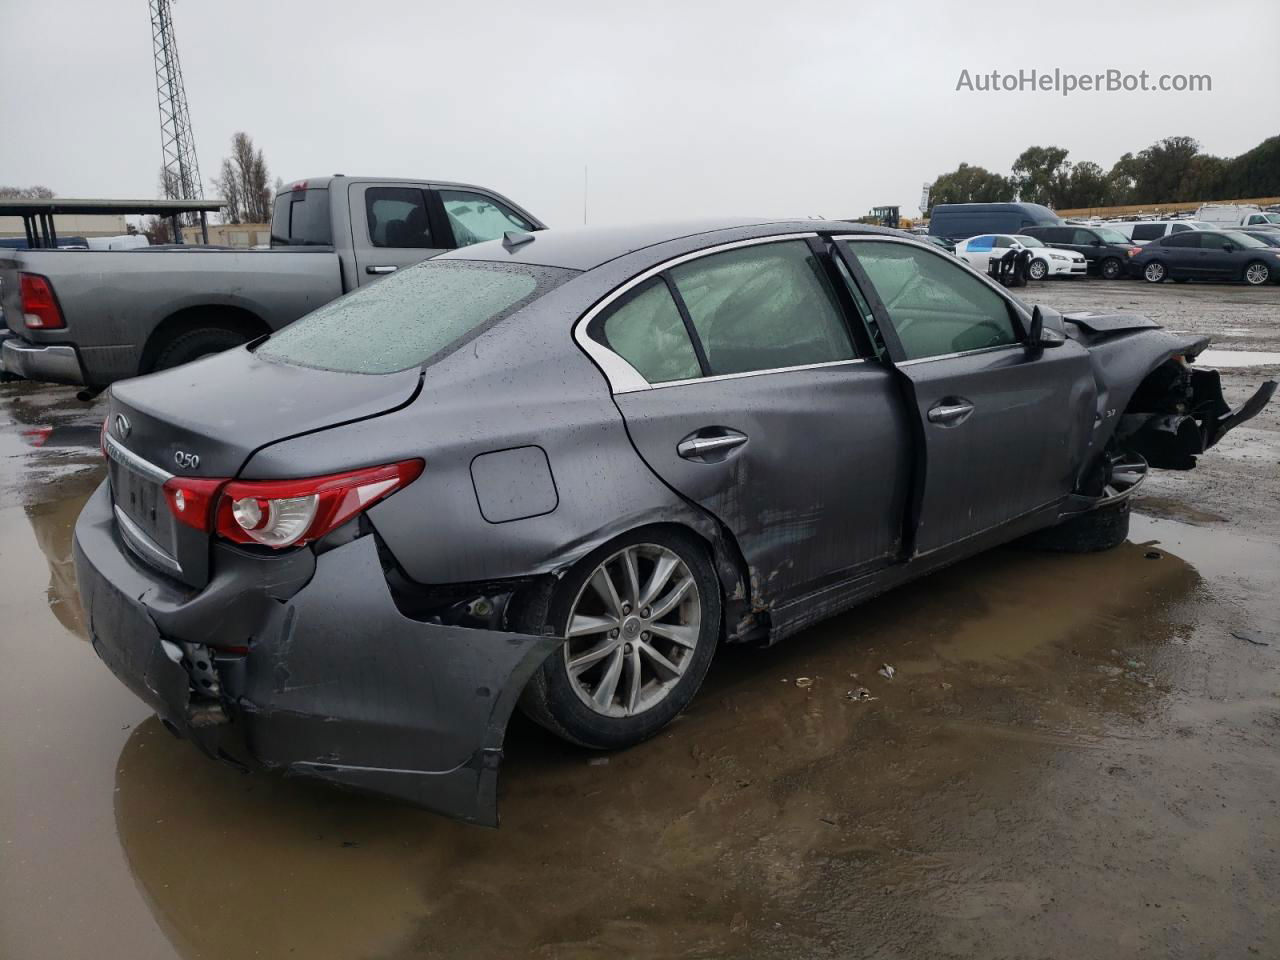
955,68,1212,96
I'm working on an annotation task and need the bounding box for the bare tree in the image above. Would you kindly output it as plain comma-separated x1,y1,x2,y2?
0,185,55,199
213,132,272,223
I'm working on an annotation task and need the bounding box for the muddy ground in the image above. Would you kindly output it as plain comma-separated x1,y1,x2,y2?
1,278,1277,959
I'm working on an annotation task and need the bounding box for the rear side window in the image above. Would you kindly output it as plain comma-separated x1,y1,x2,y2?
967,236,994,251
365,187,433,248
596,279,701,383
439,190,535,248
257,261,569,374
1132,224,1166,241
271,188,332,246
844,240,1018,361
668,240,854,376
1161,233,1197,248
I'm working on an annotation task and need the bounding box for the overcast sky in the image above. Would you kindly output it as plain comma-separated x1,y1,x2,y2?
2,0,1277,226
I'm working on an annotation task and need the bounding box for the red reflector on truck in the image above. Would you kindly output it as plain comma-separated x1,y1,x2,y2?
19,273,65,329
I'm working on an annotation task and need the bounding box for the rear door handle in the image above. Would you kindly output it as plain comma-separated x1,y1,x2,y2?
366,264,397,275
678,431,748,460
927,401,974,425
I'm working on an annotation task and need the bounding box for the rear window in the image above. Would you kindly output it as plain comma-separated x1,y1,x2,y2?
257,260,571,374
271,188,333,246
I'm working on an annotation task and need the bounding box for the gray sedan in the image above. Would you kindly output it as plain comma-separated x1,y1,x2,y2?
74,219,1275,825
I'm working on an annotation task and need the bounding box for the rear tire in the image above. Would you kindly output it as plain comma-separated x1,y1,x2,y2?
1244,261,1271,286
1143,261,1167,283
514,528,721,750
151,327,251,372
1018,500,1130,554
1101,257,1124,280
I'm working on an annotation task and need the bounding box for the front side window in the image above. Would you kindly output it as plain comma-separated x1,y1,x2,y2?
844,240,1019,361
595,279,701,384
439,190,535,248
365,187,433,248
1071,229,1099,245
993,236,1013,248
668,241,855,376
258,261,568,374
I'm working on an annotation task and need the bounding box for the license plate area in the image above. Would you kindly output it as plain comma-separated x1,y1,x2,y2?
108,457,180,572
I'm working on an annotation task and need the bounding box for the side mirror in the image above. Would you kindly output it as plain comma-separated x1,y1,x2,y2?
1025,306,1065,353
1091,239,1103,246
1223,242,1235,252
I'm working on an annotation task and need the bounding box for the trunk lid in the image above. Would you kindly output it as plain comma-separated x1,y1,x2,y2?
105,346,421,587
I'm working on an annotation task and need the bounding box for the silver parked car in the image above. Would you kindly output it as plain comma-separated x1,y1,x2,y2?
75,220,1276,825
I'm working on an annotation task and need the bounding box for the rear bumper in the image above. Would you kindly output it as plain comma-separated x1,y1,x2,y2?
1,336,85,384
73,481,560,826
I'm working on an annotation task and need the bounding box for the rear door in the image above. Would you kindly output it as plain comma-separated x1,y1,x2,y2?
962,235,995,271
835,237,1097,556
593,236,912,605
347,182,448,286
1155,233,1199,277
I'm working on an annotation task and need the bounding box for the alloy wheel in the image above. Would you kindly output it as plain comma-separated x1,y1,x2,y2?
1029,259,1047,280
562,543,702,718
1245,262,1270,285
1144,262,1166,283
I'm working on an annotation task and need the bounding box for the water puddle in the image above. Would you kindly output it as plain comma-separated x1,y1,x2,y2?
1196,349,1280,368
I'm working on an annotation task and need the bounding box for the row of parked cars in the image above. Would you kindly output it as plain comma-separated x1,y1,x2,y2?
931,202,1280,286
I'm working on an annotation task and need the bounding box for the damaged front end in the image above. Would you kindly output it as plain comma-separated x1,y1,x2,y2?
1115,353,1277,470
73,482,560,826
1064,312,1277,473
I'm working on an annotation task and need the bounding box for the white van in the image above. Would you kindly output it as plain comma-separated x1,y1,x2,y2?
1112,220,1214,244
1195,204,1280,228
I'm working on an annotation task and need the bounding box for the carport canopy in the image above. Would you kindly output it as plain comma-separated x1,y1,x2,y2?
0,197,225,248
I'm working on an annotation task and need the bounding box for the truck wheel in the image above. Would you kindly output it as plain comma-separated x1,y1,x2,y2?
514,528,720,750
152,327,251,372
1100,257,1124,280
1018,500,1130,554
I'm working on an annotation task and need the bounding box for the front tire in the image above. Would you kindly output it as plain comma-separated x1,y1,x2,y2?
1244,261,1271,286
515,528,721,750
1028,258,1048,280
1101,257,1124,280
1143,261,1167,283
1019,500,1130,554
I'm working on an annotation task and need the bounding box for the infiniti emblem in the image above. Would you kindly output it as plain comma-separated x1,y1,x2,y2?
113,413,131,440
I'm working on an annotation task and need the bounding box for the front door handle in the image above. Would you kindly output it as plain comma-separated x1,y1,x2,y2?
678,431,748,460
366,264,398,275
928,400,974,425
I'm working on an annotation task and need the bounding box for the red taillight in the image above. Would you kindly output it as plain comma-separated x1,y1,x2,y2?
19,272,65,329
162,476,229,532
210,459,423,549
1127,246,1142,257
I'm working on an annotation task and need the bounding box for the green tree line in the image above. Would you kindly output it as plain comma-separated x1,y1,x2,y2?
929,134,1280,211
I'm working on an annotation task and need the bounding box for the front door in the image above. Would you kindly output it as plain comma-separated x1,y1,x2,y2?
836,237,1097,556
595,238,912,605
347,182,447,286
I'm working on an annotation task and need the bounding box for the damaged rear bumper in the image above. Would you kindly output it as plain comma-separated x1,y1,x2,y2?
73,482,559,826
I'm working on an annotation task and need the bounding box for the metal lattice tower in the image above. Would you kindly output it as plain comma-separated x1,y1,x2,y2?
150,0,202,209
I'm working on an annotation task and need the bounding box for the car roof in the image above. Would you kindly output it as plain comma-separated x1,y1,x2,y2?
434,219,906,271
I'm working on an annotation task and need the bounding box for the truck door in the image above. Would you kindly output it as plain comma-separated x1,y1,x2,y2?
835,237,1097,556
347,182,448,286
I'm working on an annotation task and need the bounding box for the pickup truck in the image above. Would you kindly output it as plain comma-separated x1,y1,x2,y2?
0,176,544,389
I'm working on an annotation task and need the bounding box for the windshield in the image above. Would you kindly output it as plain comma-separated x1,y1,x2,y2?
257,260,572,374
271,189,332,246
1223,232,1268,249
1013,235,1045,247
1094,228,1129,244
1262,213,1280,224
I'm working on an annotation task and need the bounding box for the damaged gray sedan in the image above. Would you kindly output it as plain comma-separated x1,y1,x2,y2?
74,220,1276,825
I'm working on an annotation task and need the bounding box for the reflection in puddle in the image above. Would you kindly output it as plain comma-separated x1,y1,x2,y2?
112,538,1204,959
23,473,99,640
